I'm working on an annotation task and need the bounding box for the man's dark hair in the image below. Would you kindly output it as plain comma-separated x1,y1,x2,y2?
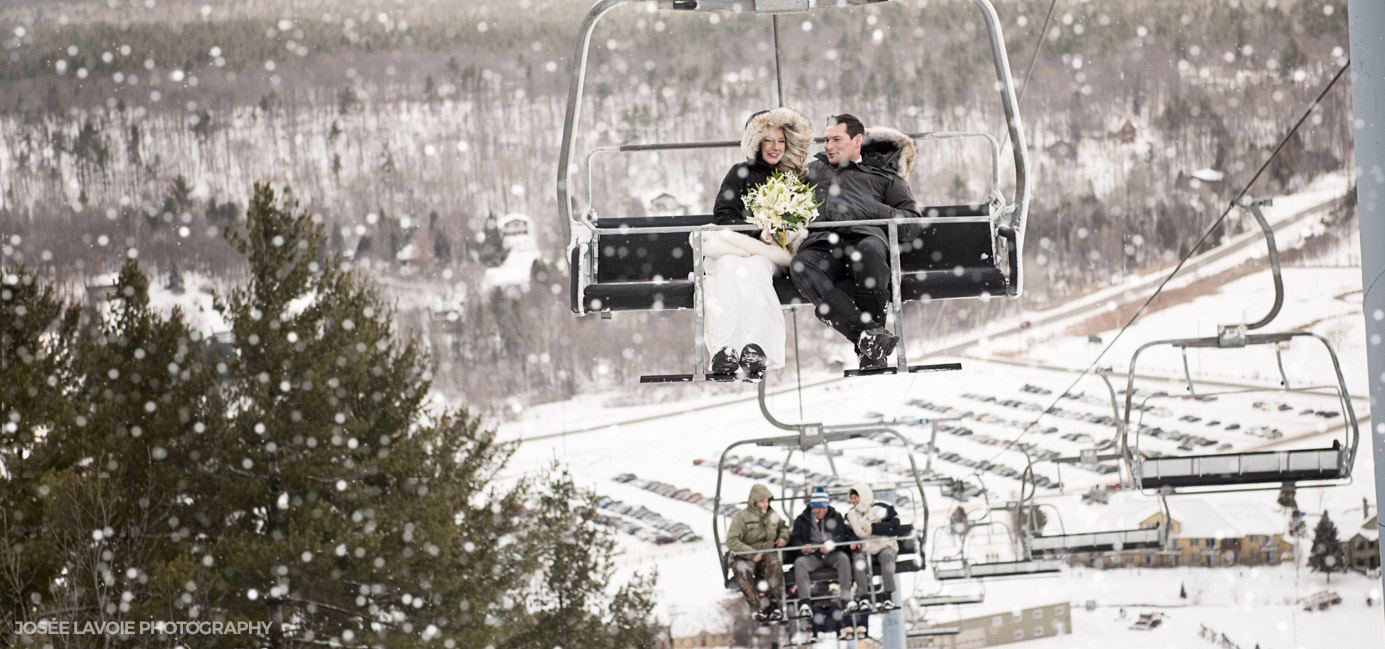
828,113,865,139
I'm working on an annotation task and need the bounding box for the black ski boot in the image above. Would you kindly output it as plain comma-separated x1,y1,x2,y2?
857,353,888,372
740,343,767,382
857,327,898,361
711,346,740,377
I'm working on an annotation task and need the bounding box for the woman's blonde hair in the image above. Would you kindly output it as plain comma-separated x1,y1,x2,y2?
741,107,812,180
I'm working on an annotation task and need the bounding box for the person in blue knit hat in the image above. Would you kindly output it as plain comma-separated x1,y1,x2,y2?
786,486,861,622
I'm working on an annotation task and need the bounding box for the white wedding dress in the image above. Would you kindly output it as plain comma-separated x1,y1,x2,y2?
703,254,787,370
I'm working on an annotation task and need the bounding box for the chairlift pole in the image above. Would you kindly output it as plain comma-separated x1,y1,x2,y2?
1347,0,1385,620
772,14,785,108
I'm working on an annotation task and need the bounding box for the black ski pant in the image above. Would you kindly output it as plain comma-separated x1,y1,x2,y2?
789,234,891,348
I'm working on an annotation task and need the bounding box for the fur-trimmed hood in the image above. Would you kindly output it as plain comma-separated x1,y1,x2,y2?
860,126,916,179
741,107,813,179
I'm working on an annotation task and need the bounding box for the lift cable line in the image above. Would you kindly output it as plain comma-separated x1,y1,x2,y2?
979,58,1352,467
999,0,1059,154
1014,0,1059,109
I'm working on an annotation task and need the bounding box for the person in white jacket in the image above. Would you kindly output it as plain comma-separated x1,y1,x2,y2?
700,107,812,381
844,482,901,618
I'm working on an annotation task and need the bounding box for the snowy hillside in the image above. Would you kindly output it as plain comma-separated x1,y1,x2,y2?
496,174,1377,645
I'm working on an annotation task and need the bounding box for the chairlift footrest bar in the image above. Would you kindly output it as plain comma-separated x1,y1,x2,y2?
910,362,963,373
639,372,739,383
844,367,898,378
843,362,962,378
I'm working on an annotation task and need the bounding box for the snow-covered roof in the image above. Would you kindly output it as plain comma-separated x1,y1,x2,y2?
1355,515,1379,542
1190,168,1226,183
499,212,531,226
1167,500,1285,538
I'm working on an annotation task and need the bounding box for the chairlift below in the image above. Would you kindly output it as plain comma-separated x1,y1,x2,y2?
1120,200,1359,494
711,381,931,630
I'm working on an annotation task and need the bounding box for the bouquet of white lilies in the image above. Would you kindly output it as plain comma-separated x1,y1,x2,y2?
743,170,821,249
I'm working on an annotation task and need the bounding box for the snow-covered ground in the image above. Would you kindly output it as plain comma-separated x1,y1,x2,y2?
111,176,1379,647
501,346,1378,644
496,176,1379,646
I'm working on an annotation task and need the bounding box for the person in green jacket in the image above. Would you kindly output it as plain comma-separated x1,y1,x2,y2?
726,483,789,621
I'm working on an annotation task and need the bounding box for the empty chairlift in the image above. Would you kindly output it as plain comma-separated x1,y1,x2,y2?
1119,200,1360,494
1023,424,1171,556
928,475,1064,581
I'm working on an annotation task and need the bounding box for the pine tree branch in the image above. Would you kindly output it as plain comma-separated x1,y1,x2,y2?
276,596,398,629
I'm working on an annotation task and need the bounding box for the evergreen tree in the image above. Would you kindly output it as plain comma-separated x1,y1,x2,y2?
44,84,63,115
2,186,661,649
167,260,185,293
433,232,452,265
506,466,660,649
1279,37,1308,78
338,87,358,115
380,145,396,174
1308,512,1345,582
205,196,239,227
0,266,80,635
205,183,548,647
191,109,213,139
36,262,226,645
168,175,194,214
476,212,509,267
128,124,143,165
74,118,109,169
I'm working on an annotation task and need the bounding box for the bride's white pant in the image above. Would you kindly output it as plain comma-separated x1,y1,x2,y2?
703,255,786,370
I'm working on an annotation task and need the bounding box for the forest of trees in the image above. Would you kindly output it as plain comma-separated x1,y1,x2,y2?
0,0,1358,414
0,183,661,647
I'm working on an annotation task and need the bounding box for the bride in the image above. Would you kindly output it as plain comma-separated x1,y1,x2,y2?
699,107,812,381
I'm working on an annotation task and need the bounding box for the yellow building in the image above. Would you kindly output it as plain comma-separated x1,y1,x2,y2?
909,602,1072,648
1068,500,1292,568
672,629,732,648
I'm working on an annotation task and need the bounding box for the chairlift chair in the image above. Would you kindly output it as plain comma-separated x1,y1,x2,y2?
1017,400,1172,556
557,0,1032,382
1119,200,1360,494
927,472,1064,581
711,381,930,626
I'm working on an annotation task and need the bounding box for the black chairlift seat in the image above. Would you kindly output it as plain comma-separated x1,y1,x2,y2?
572,205,1007,314
779,524,924,605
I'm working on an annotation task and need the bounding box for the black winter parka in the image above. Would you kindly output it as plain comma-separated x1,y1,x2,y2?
787,506,859,550
802,149,921,249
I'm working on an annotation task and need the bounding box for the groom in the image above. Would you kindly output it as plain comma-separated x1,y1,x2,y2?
790,114,921,371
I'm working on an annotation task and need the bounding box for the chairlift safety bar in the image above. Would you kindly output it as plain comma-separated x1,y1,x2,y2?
578,130,1004,233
